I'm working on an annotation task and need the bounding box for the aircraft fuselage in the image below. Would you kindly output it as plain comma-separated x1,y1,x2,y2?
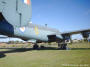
0,19,63,42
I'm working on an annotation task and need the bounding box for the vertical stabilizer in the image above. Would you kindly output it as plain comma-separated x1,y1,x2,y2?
1,0,32,27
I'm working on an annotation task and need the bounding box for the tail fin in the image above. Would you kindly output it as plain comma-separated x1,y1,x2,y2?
1,0,32,27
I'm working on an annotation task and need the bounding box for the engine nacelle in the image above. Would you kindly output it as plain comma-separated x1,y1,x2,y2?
48,35,63,42
62,34,70,40
62,34,72,43
81,31,90,39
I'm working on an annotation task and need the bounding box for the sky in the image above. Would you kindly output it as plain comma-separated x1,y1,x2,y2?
31,0,90,39
32,0,90,32
0,0,90,42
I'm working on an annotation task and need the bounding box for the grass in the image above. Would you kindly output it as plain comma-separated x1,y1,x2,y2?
0,42,90,67
68,42,90,48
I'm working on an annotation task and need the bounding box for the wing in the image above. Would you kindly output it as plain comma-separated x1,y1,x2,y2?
61,29,90,40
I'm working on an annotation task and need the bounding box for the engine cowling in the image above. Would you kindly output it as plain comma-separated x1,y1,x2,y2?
81,31,90,39
62,34,70,39
48,35,63,42
62,34,72,43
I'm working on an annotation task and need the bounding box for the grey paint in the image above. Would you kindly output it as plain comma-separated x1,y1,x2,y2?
14,24,63,41
0,0,63,42
0,0,89,43
0,0,32,27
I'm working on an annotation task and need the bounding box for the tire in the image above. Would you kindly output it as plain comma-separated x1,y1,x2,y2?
33,44,39,49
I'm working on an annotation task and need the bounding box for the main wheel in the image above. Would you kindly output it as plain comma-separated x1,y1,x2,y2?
40,45,45,49
58,43,67,50
62,44,67,50
33,43,39,49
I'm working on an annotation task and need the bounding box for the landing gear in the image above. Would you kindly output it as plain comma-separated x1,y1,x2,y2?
58,42,67,50
40,45,45,49
33,43,39,49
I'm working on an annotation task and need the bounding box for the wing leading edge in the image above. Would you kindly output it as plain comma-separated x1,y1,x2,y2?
61,29,90,40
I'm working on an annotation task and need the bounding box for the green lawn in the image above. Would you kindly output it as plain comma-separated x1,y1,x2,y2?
0,49,90,67
68,42,90,48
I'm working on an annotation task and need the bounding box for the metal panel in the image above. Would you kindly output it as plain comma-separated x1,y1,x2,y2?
2,0,20,27
1,0,32,27
17,0,32,26
28,23,60,33
0,0,5,12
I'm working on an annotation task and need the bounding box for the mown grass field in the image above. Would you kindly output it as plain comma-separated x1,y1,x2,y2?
68,42,90,49
0,42,90,67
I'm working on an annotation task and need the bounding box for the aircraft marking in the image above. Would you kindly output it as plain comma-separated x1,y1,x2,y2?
20,27,26,32
35,26,39,35
23,0,30,5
